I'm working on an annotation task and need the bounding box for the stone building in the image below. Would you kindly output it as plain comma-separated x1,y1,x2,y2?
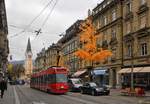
24,38,33,79
92,0,123,87
45,43,60,67
0,0,9,74
119,0,150,90
34,44,61,72
58,20,84,74
34,48,46,73
92,0,150,89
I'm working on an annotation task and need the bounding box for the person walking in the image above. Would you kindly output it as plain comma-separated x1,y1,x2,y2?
0,73,7,98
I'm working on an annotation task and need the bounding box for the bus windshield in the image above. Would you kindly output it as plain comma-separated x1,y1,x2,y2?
56,74,67,83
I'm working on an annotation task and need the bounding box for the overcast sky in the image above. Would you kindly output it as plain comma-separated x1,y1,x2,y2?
5,0,102,61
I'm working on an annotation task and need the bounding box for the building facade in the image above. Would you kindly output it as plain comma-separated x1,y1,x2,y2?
92,0,150,88
34,44,61,73
92,0,123,87
121,0,150,89
34,48,46,73
58,20,83,74
45,44,60,67
24,38,33,79
0,0,9,74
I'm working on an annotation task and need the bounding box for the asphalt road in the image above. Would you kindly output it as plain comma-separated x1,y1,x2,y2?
1,85,149,104
12,85,149,104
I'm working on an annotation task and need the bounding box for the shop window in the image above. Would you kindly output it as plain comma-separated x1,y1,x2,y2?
140,43,147,56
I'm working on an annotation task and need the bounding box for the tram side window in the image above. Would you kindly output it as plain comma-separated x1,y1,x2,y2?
48,74,56,83
41,76,44,84
45,74,49,83
43,75,46,84
44,75,48,84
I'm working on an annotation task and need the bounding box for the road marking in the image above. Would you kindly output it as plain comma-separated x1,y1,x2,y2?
62,95,100,104
32,101,47,104
13,86,20,104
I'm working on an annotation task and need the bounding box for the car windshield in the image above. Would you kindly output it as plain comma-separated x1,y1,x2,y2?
56,74,67,83
89,83,97,87
72,79,82,84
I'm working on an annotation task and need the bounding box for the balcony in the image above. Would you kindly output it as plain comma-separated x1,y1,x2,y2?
102,40,108,49
123,33,134,42
137,3,149,15
109,37,118,45
136,27,150,38
124,12,133,21
110,57,116,63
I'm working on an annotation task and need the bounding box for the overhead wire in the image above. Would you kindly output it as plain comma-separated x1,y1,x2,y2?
9,0,54,38
33,0,59,40
9,24,59,35
41,0,59,28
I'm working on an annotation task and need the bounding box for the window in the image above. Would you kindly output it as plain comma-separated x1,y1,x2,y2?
126,22,131,34
140,0,146,5
112,9,116,21
140,15,146,29
127,44,132,57
56,74,67,82
140,43,147,56
111,27,116,38
111,48,116,60
126,1,132,13
104,16,107,25
95,19,100,29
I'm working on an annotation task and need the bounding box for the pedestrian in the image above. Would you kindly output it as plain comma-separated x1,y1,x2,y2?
0,73,7,98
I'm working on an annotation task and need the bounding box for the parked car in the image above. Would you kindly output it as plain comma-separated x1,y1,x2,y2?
68,78,83,92
9,80,25,85
80,82,110,96
9,80,16,85
18,80,25,85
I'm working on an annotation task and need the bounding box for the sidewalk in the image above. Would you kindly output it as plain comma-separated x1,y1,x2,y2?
0,85,15,104
110,88,150,96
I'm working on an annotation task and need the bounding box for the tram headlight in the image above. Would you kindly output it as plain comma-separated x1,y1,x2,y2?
60,86,64,89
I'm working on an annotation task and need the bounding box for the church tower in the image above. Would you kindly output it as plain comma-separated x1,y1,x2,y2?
24,38,33,80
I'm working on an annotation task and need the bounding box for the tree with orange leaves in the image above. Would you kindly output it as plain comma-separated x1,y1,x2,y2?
74,18,112,67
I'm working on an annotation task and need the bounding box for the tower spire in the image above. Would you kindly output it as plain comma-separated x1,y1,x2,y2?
26,38,32,53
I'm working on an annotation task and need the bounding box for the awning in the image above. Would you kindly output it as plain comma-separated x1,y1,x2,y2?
118,67,150,74
72,70,87,77
93,70,106,75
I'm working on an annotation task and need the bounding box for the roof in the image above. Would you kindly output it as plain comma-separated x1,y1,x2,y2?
26,38,32,53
